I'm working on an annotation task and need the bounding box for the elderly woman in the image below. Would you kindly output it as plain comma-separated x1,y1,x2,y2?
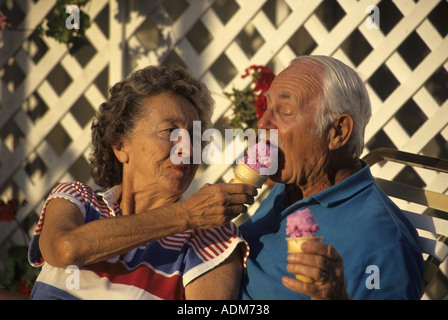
28,65,256,300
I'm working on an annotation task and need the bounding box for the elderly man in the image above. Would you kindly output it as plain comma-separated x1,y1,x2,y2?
239,56,424,300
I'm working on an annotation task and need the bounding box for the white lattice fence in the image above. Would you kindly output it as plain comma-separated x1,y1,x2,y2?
1,0,447,293
1,0,110,247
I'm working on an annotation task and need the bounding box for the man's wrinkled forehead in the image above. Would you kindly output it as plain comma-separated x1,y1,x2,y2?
268,61,324,106
286,60,324,89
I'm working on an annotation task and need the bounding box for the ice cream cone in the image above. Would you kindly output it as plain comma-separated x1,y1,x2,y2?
286,236,323,282
232,163,268,188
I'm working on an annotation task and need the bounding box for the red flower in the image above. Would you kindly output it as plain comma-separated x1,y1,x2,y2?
16,280,33,296
0,199,18,222
242,65,275,91
241,65,275,121
253,93,266,108
256,105,266,120
254,94,267,119
0,16,7,32
225,65,275,130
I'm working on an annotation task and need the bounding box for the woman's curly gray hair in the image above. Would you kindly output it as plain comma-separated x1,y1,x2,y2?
89,65,214,189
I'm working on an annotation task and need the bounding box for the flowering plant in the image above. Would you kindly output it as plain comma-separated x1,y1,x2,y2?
35,0,91,54
0,15,8,32
0,199,40,297
0,0,92,55
224,65,275,131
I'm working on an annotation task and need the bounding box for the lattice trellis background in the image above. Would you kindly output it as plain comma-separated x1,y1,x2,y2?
0,0,447,298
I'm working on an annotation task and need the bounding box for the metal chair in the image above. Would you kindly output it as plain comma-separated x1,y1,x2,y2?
363,147,448,300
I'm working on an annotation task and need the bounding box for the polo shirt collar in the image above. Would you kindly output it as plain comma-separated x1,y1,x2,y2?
276,160,375,214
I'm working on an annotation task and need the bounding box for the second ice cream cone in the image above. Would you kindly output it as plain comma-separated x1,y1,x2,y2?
232,163,267,188
286,236,323,282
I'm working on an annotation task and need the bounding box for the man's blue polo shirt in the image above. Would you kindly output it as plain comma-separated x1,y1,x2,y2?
239,161,424,300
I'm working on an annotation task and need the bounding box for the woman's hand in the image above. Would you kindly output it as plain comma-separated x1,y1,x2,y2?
179,183,258,229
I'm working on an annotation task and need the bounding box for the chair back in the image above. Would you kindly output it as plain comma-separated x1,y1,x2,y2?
363,148,448,299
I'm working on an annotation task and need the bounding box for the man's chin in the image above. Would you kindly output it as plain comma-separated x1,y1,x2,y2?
268,172,282,183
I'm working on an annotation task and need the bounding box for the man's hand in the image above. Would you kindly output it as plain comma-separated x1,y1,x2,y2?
282,240,350,300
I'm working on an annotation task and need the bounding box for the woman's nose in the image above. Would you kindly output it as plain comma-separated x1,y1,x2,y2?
178,134,193,158
171,129,193,162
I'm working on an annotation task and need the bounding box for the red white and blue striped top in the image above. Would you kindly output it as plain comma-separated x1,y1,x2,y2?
28,182,249,300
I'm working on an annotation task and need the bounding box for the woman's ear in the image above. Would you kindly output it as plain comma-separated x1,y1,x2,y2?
112,137,129,164
327,114,354,151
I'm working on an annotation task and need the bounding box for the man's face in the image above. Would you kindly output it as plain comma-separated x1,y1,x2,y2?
258,61,330,187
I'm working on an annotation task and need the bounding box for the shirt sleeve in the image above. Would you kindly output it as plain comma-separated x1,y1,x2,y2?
28,182,92,267
182,222,249,287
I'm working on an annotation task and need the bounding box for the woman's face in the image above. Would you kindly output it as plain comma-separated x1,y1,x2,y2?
116,92,200,196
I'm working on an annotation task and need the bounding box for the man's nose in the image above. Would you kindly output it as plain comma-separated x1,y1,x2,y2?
257,109,276,130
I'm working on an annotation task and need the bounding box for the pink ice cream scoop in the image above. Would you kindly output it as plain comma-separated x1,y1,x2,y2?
242,141,275,173
286,208,320,238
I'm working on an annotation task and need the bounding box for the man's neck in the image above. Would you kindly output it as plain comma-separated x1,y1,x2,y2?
287,158,362,205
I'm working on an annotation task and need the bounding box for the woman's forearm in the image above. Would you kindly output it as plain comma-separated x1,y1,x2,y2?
40,182,255,268
40,199,189,268
72,204,190,265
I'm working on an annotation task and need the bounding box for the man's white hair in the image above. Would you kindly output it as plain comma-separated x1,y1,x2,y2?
291,56,372,158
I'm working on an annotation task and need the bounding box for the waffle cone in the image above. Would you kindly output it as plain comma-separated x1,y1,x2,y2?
286,236,323,282
232,163,267,188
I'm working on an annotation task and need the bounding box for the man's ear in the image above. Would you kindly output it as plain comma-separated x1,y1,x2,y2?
327,114,354,151
112,137,129,164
